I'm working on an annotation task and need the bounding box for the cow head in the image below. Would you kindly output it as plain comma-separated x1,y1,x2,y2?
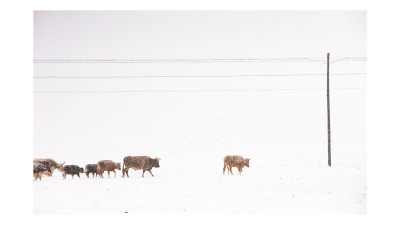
153,157,160,168
80,167,84,173
57,161,65,171
245,158,250,167
115,163,121,170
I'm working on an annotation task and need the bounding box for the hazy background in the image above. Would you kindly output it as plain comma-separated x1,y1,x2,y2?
34,11,366,163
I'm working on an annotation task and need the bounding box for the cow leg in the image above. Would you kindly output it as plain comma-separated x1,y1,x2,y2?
126,169,129,178
35,172,42,181
72,174,74,179
148,170,154,177
229,166,233,175
63,172,66,179
77,173,80,178
107,171,110,178
142,170,146,177
38,172,42,180
114,170,116,178
223,164,227,175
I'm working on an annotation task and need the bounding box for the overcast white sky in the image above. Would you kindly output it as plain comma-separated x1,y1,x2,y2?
34,11,366,92
34,11,365,59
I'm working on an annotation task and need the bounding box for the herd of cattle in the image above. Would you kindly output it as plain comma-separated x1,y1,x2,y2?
33,155,250,181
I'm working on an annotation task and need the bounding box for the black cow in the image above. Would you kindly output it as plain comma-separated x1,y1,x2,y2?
122,156,160,178
33,163,51,181
62,165,84,179
33,158,64,176
85,164,98,178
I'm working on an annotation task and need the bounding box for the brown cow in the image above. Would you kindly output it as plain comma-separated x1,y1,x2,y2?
97,160,121,178
223,155,250,175
33,158,64,176
122,156,160,178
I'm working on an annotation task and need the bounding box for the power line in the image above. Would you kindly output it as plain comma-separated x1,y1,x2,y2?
34,87,366,94
34,73,367,79
331,57,367,62
33,57,366,64
33,58,325,63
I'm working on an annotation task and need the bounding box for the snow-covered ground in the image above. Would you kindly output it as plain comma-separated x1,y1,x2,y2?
34,157,365,214
33,90,366,214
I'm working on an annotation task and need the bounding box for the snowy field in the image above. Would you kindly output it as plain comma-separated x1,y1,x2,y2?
33,10,366,214
33,90,366,214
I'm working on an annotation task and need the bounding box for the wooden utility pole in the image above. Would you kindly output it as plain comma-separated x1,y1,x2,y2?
327,53,332,167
